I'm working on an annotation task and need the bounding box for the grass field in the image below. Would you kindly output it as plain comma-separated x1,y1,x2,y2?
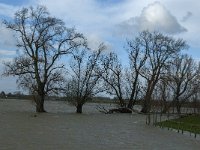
156,114,200,134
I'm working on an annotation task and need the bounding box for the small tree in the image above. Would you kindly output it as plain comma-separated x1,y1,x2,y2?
3,6,85,112
0,91,6,98
65,44,105,113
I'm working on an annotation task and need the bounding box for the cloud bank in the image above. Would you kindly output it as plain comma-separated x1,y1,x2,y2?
117,2,187,36
0,1,199,52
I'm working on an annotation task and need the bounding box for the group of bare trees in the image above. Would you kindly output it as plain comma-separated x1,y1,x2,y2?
97,31,197,114
3,6,86,112
154,55,200,114
2,5,200,114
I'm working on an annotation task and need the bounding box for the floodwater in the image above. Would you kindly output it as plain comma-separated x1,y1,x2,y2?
0,99,200,150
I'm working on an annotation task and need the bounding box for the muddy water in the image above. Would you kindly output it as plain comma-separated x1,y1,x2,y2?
0,99,199,150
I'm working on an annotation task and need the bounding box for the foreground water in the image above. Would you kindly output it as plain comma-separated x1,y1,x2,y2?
0,99,199,150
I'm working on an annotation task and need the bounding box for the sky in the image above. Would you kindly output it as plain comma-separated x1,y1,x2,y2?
0,0,200,93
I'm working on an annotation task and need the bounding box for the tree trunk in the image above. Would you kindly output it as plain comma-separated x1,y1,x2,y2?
76,104,83,113
127,100,136,109
141,100,150,113
161,101,170,113
118,97,125,108
162,104,169,114
176,104,181,114
175,96,181,114
141,91,152,113
141,80,156,113
128,75,139,109
35,95,46,113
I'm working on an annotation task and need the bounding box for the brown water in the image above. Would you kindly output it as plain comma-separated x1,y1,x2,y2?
0,99,199,150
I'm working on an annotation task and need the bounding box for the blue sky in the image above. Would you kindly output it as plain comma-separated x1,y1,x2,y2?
0,0,26,5
0,0,200,93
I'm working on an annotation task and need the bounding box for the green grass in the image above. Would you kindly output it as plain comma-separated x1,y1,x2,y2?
156,114,200,134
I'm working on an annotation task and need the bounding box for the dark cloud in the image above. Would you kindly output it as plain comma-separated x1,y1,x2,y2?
181,11,192,22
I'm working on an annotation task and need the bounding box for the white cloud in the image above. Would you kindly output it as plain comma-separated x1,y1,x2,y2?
86,34,104,50
116,2,187,36
0,50,16,56
37,0,107,30
37,0,116,52
86,34,112,51
24,0,200,61
0,23,16,49
0,0,199,49
0,3,19,17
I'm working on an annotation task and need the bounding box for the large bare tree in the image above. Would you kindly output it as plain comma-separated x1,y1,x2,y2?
97,33,148,110
139,31,187,113
3,6,85,112
65,44,105,113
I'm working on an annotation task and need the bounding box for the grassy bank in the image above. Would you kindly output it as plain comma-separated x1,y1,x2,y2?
156,114,200,134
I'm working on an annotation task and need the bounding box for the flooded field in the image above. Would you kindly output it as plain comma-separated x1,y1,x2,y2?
0,99,200,150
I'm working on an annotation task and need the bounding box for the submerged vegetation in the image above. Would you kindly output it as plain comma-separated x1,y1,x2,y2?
156,115,200,134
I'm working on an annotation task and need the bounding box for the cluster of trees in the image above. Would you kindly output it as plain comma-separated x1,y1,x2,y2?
97,31,200,114
2,6,200,114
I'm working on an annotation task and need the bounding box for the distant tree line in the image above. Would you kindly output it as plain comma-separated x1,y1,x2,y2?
0,91,26,98
2,5,200,114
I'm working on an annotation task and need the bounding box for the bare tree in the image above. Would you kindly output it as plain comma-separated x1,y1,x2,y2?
125,32,149,109
97,32,149,110
168,54,200,114
99,52,126,107
3,6,85,112
65,44,105,113
139,31,187,113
